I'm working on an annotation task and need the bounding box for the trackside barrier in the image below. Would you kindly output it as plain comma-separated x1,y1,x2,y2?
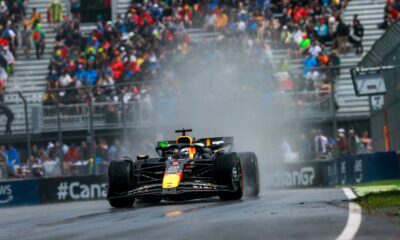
324,151,400,186
267,161,325,187
39,175,108,203
0,179,40,207
267,152,400,188
1,153,399,206
0,175,107,207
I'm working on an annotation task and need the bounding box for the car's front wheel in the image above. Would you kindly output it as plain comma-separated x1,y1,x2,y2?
108,160,135,208
215,152,243,201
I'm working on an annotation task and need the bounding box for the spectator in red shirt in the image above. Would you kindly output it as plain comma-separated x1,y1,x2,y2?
293,5,304,23
389,5,399,19
179,5,193,27
110,56,123,81
104,0,111,8
139,10,154,26
337,128,349,155
129,9,140,26
63,143,81,175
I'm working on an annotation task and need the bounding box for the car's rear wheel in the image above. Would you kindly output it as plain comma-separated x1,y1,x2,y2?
108,160,135,208
239,152,260,197
215,152,243,201
109,197,135,208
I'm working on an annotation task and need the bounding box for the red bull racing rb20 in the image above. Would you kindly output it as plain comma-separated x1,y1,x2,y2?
107,129,260,208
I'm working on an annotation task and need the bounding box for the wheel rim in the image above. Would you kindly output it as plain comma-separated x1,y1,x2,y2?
231,162,243,192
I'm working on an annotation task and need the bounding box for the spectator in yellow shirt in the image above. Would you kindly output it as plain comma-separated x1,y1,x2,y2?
216,9,228,30
31,8,42,29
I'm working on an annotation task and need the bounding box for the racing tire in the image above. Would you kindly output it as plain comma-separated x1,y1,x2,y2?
239,152,260,197
109,197,135,208
215,152,243,201
108,160,135,208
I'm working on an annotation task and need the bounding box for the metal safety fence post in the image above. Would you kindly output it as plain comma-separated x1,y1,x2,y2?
17,92,31,166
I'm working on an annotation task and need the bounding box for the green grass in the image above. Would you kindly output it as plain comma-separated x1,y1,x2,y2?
356,191,400,215
354,179,400,197
353,179,400,215
356,179,400,187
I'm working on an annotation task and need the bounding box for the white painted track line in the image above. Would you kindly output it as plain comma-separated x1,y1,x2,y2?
343,188,358,200
336,188,362,240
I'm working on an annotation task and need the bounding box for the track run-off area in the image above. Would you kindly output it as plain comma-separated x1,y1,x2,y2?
1,188,400,240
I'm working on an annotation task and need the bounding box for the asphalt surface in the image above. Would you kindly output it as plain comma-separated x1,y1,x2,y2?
1,188,400,240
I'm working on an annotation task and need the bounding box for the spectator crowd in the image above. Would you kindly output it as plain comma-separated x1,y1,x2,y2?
0,137,148,179
42,0,192,108
281,127,373,162
0,126,375,179
0,0,26,135
379,0,400,30
39,0,367,109
0,0,381,177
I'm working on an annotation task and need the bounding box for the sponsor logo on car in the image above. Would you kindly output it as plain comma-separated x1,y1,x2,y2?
135,185,150,193
232,167,238,179
193,183,216,190
212,140,224,145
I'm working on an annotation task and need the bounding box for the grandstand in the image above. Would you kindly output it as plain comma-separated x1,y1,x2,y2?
336,0,385,117
1,0,97,135
0,0,388,138
113,0,133,20
262,0,386,119
179,0,387,121
0,0,60,135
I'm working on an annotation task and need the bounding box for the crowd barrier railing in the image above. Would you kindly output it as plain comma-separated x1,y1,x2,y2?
38,91,333,132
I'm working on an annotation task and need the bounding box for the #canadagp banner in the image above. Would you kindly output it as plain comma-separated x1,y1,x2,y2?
0,175,108,207
38,175,108,203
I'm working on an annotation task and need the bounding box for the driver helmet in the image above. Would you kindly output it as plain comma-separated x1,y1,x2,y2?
180,148,189,158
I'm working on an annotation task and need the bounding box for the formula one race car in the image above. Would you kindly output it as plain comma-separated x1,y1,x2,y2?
107,129,259,208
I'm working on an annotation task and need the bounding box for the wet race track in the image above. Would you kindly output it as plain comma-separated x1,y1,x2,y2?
1,188,400,240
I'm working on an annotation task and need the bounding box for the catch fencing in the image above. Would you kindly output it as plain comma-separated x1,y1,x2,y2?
38,90,334,131
0,81,336,180
0,66,342,178
1,85,336,136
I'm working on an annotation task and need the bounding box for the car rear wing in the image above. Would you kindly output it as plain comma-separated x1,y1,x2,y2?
156,137,234,151
197,137,234,151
